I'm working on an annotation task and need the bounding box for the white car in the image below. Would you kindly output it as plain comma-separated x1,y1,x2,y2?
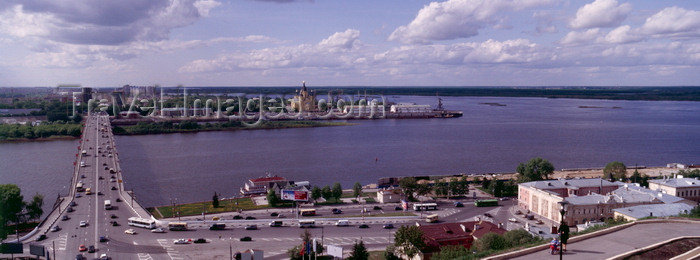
173,239,189,244
124,229,136,235
151,228,165,233
79,221,88,227
508,218,518,223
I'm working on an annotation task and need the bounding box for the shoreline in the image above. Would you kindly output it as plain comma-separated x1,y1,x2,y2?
0,135,79,143
112,120,356,136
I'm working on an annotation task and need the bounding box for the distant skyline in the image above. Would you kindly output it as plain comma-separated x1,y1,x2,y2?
1,0,699,87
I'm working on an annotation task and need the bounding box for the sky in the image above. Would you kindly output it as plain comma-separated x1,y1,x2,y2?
0,0,699,87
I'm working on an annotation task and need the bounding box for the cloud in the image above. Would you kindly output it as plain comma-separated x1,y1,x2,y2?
569,0,632,29
604,25,642,44
0,0,220,45
318,29,361,52
388,0,555,44
639,6,700,37
560,28,602,45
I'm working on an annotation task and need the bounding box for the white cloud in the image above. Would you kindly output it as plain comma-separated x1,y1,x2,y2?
604,25,642,44
560,28,602,45
639,7,700,37
388,0,555,44
569,0,632,29
318,29,361,52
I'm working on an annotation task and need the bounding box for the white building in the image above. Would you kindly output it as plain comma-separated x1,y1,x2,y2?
649,177,700,203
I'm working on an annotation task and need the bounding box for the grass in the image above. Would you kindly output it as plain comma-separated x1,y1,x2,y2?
152,198,268,219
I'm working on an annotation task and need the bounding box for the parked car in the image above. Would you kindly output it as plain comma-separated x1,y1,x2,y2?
173,239,189,244
88,245,95,253
383,224,394,229
151,228,166,233
110,221,119,226
124,229,136,235
110,214,117,219
111,186,117,190
50,226,61,232
78,244,87,252
70,201,77,206
358,224,369,229
484,213,493,218
508,218,518,223
240,236,252,242
75,193,82,198
115,198,121,202
62,215,70,221
245,225,258,230
67,207,74,212
193,238,207,244
79,220,87,227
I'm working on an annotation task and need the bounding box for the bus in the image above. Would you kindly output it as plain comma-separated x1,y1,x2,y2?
298,220,315,228
104,200,112,210
413,203,438,211
76,182,84,192
426,214,439,223
168,222,188,231
300,209,316,216
128,217,156,229
475,199,499,207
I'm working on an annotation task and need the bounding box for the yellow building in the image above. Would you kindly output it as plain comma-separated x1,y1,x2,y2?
291,81,316,112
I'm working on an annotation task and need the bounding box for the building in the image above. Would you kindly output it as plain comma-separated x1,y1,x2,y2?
377,189,403,203
240,176,289,196
418,221,506,259
291,81,316,112
649,177,700,203
613,203,695,221
390,103,432,113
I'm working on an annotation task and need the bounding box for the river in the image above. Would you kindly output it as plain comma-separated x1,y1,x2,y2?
2,96,700,210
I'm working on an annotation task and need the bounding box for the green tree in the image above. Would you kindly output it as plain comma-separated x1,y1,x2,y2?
475,232,509,252
630,169,642,184
267,189,279,207
321,185,332,202
332,182,343,203
431,245,470,260
348,240,369,260
415,183,432,200
287,229,323,259
503,229,540,246
399,177,418,201
493,180,504,197
604,161,627,181
516,157,555,183
311,186,322,202
435,179,448,197
0,184,24,240
450,176,469,198
212,192,219,208
482,178,492,191
352,182,363,198
25,193,44,221
392,225,425,259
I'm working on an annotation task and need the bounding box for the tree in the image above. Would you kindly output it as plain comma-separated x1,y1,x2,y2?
516,157,555,183
450,176,469,197
493,180,504,197
311,186,322,202
0,184,24,240
604,161,627,181
392,225,425,259
267,189,279,207
332,182,343,203
352,182,363,198
503,229,540,246
475,232,509,252
25,193,44,221
431,245,470,260
434,179,448,197
287,229,323,259
348,240,369,260
399,177,418,201
212,192,219,208
415,183,432,200
321,185,332,202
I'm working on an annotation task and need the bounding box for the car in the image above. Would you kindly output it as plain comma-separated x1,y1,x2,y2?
70,201,77,206
35,234,47,241
232,215,243,219
75,193,82,198
245,225,258,230
88,245,95,253
99,236,108,242
331,208,342,214
383,224,394,229
110,214,117,219
79,220,87,227
536,220,544,225
277,214,285,218
484,213,493,218
104,166,109,170
373,206,382,210
124,229,136,235
76,254,86,260
508,218,518,223
515,210,522,215
98,176,103,180
358,224,369,229
99,253,110,260
78,244,87,252
81,174,86,178
395,206,403,211
361,208,370,213
500,197,510,201
193,238,207,244
245,216,256,220
173,239,189,244
62,215,70,221
109,178,116,183
110,221,119,226
67,207,74,212
111,186,117,190
115,198,121,202
270,212,279,217
239,236,252,242
103,163,107,166
454,202,464,207
50,225,61,232
209,223,226,230
97,191,103,195
151,228,166,233
269,221,283,227
336,220,349,227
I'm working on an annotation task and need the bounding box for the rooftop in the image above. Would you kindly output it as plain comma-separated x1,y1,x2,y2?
613,203,695,219
565,186,663,205
649,177,700,188
419,221,506,242
520,178,617,190
249,176,287,183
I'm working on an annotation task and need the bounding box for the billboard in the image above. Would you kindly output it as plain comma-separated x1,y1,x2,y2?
281,190,308,201
29,244,45,256
327,245,343,258
0,242,23,254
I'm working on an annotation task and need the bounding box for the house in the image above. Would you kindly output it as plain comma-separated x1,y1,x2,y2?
417,221,506,259
377,189,403,203
648,177,700,203
613,203,695,221
240,176,288,196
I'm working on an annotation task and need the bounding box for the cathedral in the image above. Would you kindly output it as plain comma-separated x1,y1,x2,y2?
291,81,316,112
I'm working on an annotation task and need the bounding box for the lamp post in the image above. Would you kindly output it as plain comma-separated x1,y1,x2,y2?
558,200,570,260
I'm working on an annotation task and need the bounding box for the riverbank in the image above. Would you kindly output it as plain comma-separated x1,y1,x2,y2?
0,123,82,143
112,120,355,136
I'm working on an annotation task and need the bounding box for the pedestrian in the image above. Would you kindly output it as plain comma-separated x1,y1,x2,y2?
559,224,570,252
550,237,559,254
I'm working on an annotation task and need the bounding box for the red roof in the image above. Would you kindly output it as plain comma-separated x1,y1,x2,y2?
250,176,287,183
419,221,506,249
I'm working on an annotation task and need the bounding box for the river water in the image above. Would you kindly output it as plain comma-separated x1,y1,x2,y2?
2,96,700,210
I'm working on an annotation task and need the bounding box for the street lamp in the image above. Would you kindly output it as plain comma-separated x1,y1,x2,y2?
558,200,570,260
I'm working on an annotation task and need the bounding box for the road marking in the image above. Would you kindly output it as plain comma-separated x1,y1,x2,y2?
138,253,154,260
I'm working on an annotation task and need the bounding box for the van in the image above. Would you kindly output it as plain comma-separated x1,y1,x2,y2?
269,221,283,227
209,223,226,230
335,220,349,227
